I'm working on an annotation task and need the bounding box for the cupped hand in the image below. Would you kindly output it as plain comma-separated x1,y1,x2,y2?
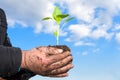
21,46,73,77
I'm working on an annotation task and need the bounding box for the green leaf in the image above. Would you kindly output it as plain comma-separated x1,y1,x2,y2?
57,14,69,19
53,30,58,37
61,17,74,30
53,6,62,18
65,17,74,23
53,6,62,24
42,17,52,21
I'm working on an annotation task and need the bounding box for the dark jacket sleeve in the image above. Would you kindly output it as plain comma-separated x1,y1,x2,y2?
0,8,22,77
0,46,22,77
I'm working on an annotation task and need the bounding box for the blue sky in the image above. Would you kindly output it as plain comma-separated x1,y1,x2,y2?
0,0,120,80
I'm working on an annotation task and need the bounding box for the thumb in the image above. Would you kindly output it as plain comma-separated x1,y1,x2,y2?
47,47,63,55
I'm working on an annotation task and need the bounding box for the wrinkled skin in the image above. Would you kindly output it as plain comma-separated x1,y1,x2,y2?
21,46,73,77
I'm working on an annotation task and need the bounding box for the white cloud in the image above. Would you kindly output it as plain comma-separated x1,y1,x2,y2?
62,0,120,44
59,30,68,36
90,26,114,40
115,33,120,43
0,0,120,44
74,41,95,46
66,24,91,41
56,0,95,23
34,22,43,33
113,24,120,31
93,48,100,53
68,1,94,23
82,51,88,56
0,0,55,33
7,18,16,27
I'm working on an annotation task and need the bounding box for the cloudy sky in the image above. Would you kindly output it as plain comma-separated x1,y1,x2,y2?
0,0,120,80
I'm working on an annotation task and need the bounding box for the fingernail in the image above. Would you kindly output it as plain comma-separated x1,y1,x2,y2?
58,49,63,53
65,73,68,77
69,64,74,68
71,64,74,68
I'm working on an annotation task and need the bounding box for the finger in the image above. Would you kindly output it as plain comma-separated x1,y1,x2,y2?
49,73,68,77
49,63,73,75
48,51,70,64
48,55,73,70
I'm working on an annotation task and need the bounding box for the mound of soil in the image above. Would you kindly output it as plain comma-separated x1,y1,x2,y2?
48,45,71,52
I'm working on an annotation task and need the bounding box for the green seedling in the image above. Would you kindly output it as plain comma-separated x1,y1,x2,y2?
42,6,74,45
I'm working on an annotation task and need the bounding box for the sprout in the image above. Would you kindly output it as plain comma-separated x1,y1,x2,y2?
42,6,74,45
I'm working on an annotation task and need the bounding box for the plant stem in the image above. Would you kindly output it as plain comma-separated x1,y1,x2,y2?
56,35,59,45
56,25,60,45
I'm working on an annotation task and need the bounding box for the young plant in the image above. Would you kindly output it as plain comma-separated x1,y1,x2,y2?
42,6,74,45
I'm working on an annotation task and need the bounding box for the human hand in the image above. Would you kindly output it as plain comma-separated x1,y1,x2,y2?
21,46,73,77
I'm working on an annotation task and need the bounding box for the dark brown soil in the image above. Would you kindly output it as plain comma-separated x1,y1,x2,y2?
48,45,71,52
